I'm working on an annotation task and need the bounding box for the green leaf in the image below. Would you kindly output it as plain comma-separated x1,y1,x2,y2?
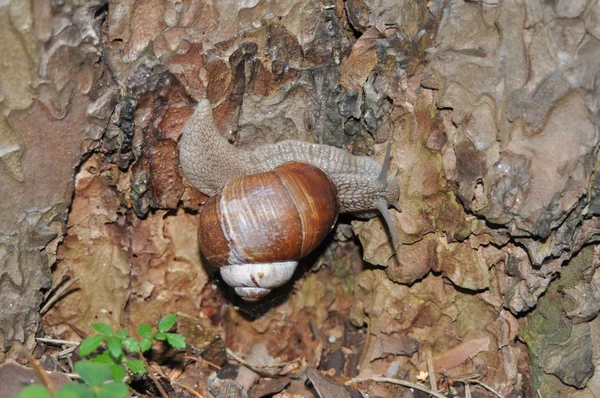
97,381,129,398
110,364,126,381
126,359,147,374
91,351,114,364
165,333,186,349
91,322,113,336
53,388,79,398
79,335,105,357
75,360,112,386
140,337,153,352
107,336,123,361
158,314,177,333
13,385,51,398
137,323,153,338
56,383,95,398
154,332,166,341
115,329,128,339
122,337,140,353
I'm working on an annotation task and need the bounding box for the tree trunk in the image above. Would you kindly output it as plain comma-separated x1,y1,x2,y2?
2,0,600,396
0,0,114,361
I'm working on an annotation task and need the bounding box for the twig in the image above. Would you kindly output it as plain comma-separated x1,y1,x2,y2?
58,346,78,358
44,269,69,301
225,348,253,368
65,322,88,340
151,364,205,398
35,336,79,359
36,337,79,358
36,337,80,346
139,354,168,398
26,354,56,394
449,375,503,398
356,322,372,371
225,348,304,377
49,355,70,374
469,379,503,398
41,277,79,314
66,353,75,374
149,363,168,379
347,377,447,398
226,347,305,377
425,348,437,392
170,379,205,398
183,355,222,370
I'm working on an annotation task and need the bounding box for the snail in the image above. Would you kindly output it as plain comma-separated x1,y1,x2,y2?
179,100,400,301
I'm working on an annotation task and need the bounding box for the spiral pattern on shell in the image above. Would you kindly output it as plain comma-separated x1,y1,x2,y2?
197,162,339,300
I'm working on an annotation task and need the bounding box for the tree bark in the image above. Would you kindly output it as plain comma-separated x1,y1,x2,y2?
0,0,115,360
2,0,600,396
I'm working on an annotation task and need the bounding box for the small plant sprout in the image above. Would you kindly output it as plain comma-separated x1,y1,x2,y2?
15,314,186,398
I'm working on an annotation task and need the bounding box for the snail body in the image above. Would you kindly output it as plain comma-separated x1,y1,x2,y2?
179,99,401,300
198,162,338,301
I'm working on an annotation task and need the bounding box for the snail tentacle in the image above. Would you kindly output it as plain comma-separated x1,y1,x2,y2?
179,100,400,214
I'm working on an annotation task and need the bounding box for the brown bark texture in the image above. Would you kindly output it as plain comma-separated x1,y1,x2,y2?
1,0,600,397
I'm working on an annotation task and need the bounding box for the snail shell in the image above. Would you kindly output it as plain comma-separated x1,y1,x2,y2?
198,161,339,301
180,99,402,301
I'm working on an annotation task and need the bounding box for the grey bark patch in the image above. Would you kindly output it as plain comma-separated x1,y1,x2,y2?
540,323,594,389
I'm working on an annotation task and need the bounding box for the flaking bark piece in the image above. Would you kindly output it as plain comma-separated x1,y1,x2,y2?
306,367,362,398
0,361,71,397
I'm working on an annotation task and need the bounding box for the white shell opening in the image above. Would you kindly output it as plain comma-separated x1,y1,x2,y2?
220,261,298,301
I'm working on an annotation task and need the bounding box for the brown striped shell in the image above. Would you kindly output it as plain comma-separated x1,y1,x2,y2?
197,162,339,301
